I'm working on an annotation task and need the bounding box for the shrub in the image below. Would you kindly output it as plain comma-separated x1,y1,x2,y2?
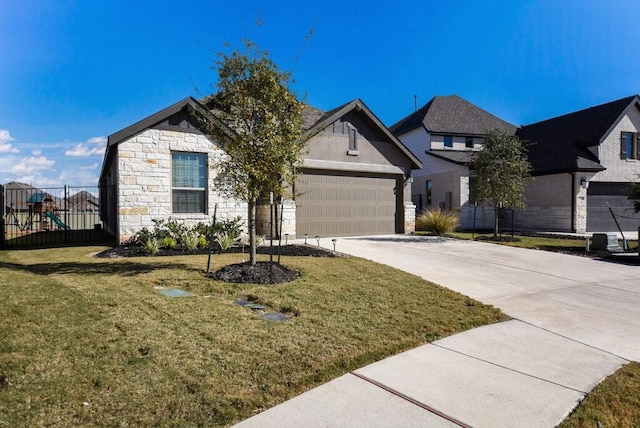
161,236,178,249
144,238,160,255
215,231,236,251
215,217,243,241
183,232,200,252
197,235,208,249
416,208,459,235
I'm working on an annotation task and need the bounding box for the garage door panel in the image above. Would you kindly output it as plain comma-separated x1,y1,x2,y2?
587,182,640,231
296,172,398,238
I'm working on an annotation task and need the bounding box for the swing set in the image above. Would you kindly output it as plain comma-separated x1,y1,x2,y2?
5,192,70,232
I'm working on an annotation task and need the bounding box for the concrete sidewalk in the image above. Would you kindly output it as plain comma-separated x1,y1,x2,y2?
236,235,639,427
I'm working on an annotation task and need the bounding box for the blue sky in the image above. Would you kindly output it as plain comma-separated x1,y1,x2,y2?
2,0,640,188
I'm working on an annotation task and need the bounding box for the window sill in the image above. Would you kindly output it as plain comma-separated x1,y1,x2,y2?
347,150,360,156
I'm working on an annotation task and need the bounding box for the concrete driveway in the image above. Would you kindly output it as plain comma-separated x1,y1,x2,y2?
236,235,639,427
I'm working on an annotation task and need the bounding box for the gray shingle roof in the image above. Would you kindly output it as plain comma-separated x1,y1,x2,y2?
517,95,638,175
390,95,516,136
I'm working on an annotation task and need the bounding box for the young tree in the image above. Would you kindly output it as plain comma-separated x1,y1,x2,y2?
628,182,640,213
471,129,531,237
200,40,308,266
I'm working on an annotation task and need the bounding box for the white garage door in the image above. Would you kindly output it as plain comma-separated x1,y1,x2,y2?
295,171,399,238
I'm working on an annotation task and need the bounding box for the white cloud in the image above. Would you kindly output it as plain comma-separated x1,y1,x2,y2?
64,136,107,157
87,136,107,145
10,155,56,175
0,130,19,153
32,149,42,156
80,162,99,170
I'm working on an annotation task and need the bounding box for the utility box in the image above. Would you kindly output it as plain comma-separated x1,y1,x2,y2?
591,233,622,252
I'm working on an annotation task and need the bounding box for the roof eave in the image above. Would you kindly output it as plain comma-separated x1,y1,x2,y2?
425,150,472,166
531,166,606,177
100,97,210,181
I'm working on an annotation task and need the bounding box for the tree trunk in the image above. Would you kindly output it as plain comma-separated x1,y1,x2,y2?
248,200,257,265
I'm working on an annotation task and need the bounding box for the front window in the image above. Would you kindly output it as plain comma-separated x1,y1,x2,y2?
621,131,637,160
172,152,207,213
465,137,474,148
426,180,432,205
444,136,453,148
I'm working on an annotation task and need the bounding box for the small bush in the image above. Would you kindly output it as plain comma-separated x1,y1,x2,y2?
197,235,208,249
183,232,199,252
144,238,160,255
161,236,178,249
215,232,236,251
416,208,459,235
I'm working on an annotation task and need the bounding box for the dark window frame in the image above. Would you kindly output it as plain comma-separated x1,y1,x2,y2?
621,131,638,160
426,180,432,205
465,137,474,148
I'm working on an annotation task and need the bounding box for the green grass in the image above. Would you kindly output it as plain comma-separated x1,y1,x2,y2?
0,247,506,427
448,231,589,249
560,362,640,428
442,231,639,252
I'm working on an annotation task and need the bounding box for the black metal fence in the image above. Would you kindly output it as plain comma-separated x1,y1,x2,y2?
1,184,114,249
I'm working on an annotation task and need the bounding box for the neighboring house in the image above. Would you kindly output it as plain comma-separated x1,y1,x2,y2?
516,95,640,233
99,97,421,243
390,95,516,229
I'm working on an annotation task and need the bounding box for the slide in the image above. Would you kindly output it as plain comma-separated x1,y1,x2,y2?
45,211,71,230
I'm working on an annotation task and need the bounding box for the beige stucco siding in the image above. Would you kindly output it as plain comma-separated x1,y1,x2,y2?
305,112,414,174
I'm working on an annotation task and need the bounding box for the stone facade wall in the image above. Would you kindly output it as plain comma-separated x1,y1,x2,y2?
255,200,296,238
512,174,574,232
593,106,640,182
116,128,247,243
460,203,494,230
404,202,416,233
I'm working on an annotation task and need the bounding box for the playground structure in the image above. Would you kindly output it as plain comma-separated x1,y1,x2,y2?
7,192,70,232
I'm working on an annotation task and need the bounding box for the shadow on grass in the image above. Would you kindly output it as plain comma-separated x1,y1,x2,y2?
0,260,201,277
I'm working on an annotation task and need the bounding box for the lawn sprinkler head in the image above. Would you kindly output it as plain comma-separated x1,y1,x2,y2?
331,238,337,251
315,235,320,247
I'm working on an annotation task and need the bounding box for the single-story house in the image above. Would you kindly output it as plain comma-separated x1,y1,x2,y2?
516,95,640,233
390,95,516,229
99,97,421,243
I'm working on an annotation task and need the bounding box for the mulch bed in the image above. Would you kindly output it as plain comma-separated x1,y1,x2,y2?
94,243,345,284
94,243,345,259
209,261,300,284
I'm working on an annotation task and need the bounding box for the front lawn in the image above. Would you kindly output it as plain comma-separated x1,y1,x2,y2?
446,231,639,256
560,362,640,427
0,246,506,427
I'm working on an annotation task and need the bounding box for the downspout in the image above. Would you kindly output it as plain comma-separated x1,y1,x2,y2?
570,173,576,233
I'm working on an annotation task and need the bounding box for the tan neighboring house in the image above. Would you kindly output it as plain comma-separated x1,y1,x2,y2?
390,95,516,229
99,97,421,243
516,95,640,233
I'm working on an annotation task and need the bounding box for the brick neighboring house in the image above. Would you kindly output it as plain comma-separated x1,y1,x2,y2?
99,97,421,243
390,95,516,229
516,95,640,233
